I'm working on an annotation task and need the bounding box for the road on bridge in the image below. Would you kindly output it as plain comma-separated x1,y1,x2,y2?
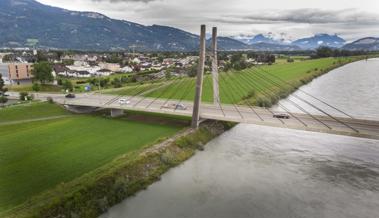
31,92,379,140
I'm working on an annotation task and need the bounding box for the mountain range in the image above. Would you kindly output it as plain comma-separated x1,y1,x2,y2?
0,0,377,51
342,37,379,51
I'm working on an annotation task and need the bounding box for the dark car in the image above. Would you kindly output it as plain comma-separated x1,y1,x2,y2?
65,93,76,98
273,113,290,119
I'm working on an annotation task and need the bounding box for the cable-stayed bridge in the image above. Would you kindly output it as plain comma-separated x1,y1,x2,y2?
39,25,379,140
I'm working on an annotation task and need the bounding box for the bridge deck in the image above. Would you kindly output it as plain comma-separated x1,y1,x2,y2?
36,93,379,140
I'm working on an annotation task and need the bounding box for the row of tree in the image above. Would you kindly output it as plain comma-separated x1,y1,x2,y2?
313,47,371,58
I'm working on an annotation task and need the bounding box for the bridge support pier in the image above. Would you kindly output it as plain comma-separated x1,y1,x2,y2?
191,25,206,129
110,109,124,117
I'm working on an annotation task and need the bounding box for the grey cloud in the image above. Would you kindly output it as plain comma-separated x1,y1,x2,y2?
216,9,379,25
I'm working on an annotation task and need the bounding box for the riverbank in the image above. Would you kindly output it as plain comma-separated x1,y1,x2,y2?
241,56,371,107
1,114,233,218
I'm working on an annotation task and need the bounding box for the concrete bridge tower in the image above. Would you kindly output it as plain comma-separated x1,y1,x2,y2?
191,25,220,128
191,25,206,128
211,27,220,105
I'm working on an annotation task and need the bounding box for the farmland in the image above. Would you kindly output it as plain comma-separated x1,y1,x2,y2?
0,103,182,213
102,57,360,106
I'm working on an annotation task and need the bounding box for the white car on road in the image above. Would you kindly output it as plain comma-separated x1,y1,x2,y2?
118,98,130,105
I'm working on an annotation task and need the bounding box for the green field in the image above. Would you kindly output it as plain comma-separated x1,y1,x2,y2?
102,57,358,106
0,103,182,212
0,102,71,123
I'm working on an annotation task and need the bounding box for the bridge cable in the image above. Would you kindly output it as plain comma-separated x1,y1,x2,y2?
249,67,352,130
246,68,333,129
205,73,226,117
132,77,180,108
255,65,354,119
237,69,306,126
222,71,264,121
250,67,359,133
217,72,245,119
144,76,184,109
232,70,286,124
244,69,329,128
174,77,196,112
160,76,190,108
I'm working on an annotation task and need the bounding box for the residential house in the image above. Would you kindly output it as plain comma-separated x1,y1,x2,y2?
95,69,113,77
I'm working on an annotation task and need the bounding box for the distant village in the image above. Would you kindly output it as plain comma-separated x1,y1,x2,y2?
0,49,278,91
0,50,202,85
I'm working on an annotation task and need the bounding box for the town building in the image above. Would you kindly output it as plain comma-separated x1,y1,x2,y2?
8,63,33,85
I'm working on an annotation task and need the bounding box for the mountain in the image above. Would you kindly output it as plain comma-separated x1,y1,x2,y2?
0,0,249,51
342,37,379,51
233,34,280,45
291,34,345,49
213,37,250,50
250,42,301,51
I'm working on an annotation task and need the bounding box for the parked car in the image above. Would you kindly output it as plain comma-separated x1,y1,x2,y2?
118,98,130,105
65,93,76,98
273,113,290,119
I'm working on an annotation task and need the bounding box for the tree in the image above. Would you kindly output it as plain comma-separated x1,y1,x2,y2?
36,52,48,62
187,63,198,77
111,78,122,88
32,62,53,84
62,79,73,92
99,78,110,88
2,54,14,63
0,75,8,105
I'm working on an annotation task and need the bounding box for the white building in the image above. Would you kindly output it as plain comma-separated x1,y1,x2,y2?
120,66,133,73
98,62,121,72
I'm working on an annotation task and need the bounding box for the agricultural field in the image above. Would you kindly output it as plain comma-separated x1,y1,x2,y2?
102,57,359,106
0,103,183,213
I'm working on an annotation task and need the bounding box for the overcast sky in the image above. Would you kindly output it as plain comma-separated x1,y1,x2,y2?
36,0,379,41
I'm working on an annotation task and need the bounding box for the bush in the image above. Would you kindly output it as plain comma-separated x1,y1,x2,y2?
255,96,272,107
32,83,41,92
0,96,8,104
47,97,54,104
19,92,29,101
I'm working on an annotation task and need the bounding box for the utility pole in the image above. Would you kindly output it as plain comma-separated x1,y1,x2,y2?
211,27,220,105
191,25,206,128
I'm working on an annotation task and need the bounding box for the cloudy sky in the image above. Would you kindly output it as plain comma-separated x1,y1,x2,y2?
36,0,379,42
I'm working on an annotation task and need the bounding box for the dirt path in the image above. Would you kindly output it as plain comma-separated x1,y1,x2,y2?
0,115,73,126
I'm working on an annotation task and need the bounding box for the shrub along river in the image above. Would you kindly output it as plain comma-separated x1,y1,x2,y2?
100,59,379,218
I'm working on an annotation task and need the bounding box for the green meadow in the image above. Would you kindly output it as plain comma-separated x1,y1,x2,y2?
0,103,182,213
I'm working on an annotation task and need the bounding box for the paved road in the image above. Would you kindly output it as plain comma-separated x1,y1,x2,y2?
33,93,379,140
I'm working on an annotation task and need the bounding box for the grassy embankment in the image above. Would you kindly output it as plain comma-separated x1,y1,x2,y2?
103,56,365,106
5,84,62,93
0,102,187,216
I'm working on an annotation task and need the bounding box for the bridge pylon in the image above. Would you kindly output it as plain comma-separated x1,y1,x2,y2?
191,25,206,128
211,27,220,105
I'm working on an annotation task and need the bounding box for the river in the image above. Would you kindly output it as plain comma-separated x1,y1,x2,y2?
100,58,379,218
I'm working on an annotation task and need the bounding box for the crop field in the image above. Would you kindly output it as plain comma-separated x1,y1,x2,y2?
0,103,182,213
102,57,357,106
